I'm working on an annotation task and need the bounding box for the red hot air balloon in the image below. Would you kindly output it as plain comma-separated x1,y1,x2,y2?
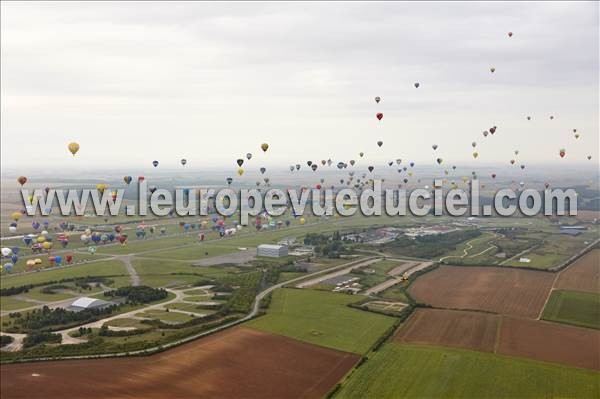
376,113,383,121
17,176,27,186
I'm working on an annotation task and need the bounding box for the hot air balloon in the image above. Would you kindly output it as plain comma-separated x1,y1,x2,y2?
527,116,531,121
587,155,592,160
17,176,27,186
574,133,580,139
510,159,516,165
261,143,269,152
550,116,554,120
436,158,443,165
260,167,266,174
123,176,132,185
514,150,519,156
96,183,108,194
368,166,374,172
246,153,252,160
359,152,364,158
472,152,479,159
181,159,187,166
472,142,477,148
559,149,566,158
152,160,159,167
226,177,233,186
375,96,381,103
483,131,489,137
311,164,318,171
237,159,244,167
492,173,496,179
376,113,383,121
490,67,496,73
432,144,438,150
11,212,21,222
508,32,513,37
68,142,80,156
545,183,550,189
377,141,383,147
138,176,145,182
520,165,525,170
414,82,420,88
489,126,497,134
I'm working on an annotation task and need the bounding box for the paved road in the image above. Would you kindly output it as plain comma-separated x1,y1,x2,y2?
117,255,140,286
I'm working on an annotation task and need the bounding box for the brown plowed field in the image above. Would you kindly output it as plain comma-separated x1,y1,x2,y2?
497,317,600,370
0,326,359,399
555,250,599,293
409,266,555,318
394,308,499,352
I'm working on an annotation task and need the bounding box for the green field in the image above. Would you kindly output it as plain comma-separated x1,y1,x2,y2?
335,343,600,399
542,290,600,329
1,260,128,289
247,288,395,354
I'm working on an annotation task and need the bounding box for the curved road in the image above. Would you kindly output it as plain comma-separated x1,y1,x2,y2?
1,257,377,362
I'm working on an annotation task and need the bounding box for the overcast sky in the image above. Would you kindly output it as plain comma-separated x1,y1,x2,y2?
1,1,598,172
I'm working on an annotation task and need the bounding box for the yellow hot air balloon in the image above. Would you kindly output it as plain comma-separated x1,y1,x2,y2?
34,258,42,265
472,152,479,159
68,142,80,156
42,242,52,250
260,143,269,152
237,168,244,176
37,236,46,243
11,212,22,222
96,183,108,194
299,217,305,225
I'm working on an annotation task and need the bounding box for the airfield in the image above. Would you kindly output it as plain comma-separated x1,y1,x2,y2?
1,183,599,398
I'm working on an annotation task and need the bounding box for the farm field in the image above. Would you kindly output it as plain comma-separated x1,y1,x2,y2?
394,308,499,352
542,290,600,329
334,343,600,399
555,249,599,293
502,231,599,269
497,317,600,370
0,326,360,399
247,288,395,354
409,266,555,318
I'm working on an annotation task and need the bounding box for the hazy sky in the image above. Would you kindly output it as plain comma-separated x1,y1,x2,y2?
1,1,598,172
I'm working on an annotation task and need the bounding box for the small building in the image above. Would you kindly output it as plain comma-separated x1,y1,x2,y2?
257,244,288,258
277,237,297,246
68,297,113,312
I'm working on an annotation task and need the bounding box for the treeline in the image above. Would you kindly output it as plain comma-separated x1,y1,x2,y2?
304,231,349,258
104,286,168,304
0,335,14,347
385,229,482,258
7,305,116,333
1,276,115,297
23,331,62,348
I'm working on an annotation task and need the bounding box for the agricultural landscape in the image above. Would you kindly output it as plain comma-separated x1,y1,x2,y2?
2,1,599,398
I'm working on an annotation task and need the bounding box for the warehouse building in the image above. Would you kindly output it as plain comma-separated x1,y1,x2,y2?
68,297,113,312
257,244,288,258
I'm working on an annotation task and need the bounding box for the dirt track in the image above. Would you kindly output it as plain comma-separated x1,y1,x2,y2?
0,326,359,399
555,250,599,293
409,266,555,318
395,308,499,352
497,317,600,370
